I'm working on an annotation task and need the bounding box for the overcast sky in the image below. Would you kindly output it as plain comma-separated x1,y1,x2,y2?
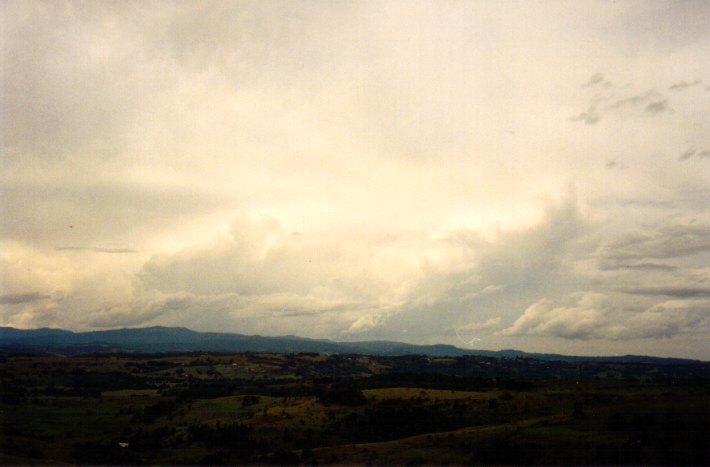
2,0,709,358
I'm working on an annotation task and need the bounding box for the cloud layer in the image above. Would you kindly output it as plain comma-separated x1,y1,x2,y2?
501,293,710,340
2,1,709,359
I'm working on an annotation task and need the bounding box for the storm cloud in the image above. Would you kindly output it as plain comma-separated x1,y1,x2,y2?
500,293,710,341
2,1,709,359
0,293,50,305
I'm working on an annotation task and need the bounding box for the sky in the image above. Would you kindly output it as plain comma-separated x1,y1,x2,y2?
1,0,709,359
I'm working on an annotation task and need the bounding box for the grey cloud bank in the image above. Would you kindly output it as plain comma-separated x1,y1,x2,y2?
1,0,710,359
500,293,710,341
0,293,50,305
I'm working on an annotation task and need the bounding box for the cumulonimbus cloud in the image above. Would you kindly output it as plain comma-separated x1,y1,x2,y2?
500,293,710,340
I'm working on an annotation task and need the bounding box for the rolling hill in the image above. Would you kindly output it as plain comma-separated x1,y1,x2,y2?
0,325,701,364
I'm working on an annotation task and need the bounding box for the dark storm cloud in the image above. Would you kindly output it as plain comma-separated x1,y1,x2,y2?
0,292,50,305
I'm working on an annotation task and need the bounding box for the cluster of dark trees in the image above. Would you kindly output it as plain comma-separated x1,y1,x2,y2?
356,372,535,391
333,404,469,443
187,422,256,452
1,371,147,403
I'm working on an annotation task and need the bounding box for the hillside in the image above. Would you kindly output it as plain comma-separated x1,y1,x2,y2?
0,326,702,364
1,351,708,464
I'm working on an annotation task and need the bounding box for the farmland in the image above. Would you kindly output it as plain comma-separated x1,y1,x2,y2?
1,352,708,464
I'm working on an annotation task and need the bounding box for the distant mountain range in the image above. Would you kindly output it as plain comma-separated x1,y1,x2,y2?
0,326,702,364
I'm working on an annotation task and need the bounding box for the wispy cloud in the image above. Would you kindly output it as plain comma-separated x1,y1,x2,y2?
0,292,50,305
668,80,702,91
607,91,661,110
645,100,671,114
458,317,502,332
582,73,612,88
56,247,137,254
599,224,710,261
678,148,710,161
620,286,710,298
482,284,506,294
569,106,601,125
605,160,627,170
571,84,672,124
597,262,677,272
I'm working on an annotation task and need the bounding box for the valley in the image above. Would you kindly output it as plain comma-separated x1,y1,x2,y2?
1,351,708,464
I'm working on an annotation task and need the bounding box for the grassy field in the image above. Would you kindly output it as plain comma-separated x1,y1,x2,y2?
1,352,707,464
